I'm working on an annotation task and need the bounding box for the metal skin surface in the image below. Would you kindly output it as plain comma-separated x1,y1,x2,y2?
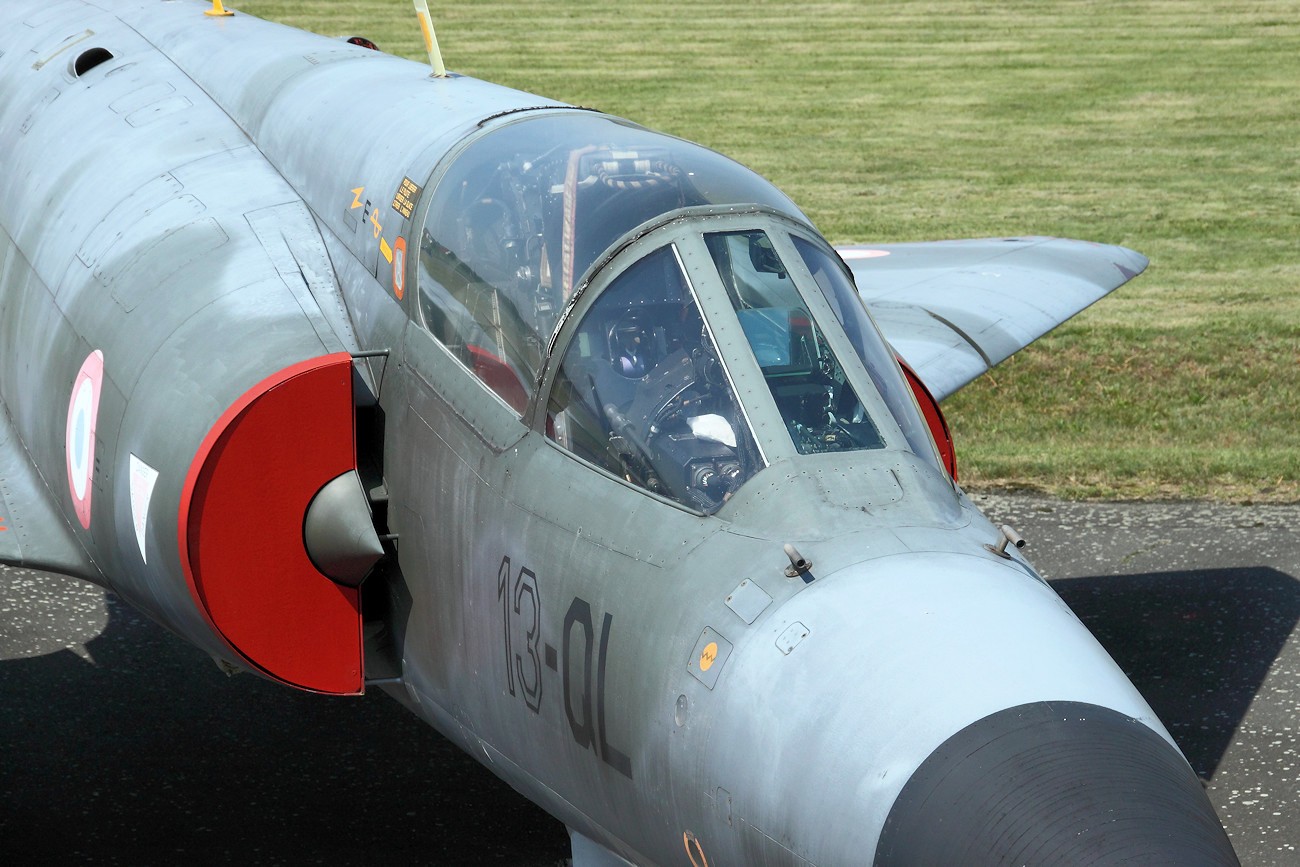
0,2,1234,865
839,237,1149,402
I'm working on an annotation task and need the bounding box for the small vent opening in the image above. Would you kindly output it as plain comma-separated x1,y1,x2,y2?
73,47,114,77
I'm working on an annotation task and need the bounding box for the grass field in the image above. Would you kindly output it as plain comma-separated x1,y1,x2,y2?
237,0,1299,502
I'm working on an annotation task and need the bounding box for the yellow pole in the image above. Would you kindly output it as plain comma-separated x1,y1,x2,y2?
412,0,448,78
205,0,234,16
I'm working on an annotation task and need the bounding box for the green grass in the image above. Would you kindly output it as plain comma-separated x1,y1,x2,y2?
235,0,1300,502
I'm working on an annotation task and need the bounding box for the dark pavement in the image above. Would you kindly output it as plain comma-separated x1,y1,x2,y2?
3,494,1299,865
975,494,1300,867
0,572,570,865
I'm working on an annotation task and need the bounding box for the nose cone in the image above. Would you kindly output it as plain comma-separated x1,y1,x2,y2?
875,701,1238,866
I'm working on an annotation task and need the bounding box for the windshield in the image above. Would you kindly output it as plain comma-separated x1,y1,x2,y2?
789,236,946,473
547,245,763,514
705,230,887,455
417,111,805,414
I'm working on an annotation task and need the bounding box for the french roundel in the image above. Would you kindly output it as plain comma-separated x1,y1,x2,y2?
65,350,105,529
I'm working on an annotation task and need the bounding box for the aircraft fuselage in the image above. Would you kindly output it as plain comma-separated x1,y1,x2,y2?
0,2,1238,864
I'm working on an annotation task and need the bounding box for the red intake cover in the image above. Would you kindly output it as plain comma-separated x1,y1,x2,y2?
898,356,957,480
179,354,363,694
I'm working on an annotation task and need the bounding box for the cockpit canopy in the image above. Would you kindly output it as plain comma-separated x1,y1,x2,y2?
415,110,944,514
416,111,805,411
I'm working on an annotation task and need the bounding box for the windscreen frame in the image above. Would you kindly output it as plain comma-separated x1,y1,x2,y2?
536,221,769,515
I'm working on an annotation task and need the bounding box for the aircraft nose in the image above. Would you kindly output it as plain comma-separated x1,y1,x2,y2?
692,553,1238,866
874,700,1239,865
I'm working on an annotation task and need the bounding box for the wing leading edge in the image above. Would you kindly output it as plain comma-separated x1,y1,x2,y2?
838,236,1148,401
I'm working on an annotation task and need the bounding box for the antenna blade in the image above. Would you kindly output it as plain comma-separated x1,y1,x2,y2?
412,0,448,77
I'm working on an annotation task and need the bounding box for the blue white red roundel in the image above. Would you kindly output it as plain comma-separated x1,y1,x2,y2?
65,350,105,529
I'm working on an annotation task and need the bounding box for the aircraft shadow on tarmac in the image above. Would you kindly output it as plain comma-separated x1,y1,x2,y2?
1051,566,1300,781
3,567,1296,863
0,595,570,865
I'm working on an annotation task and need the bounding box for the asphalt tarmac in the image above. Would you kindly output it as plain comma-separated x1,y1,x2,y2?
3,494,1298,865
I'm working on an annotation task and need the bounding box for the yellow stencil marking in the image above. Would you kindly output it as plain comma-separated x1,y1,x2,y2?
351,187,365,209
379,238,394,264
370,209,383,239
699,642,718,672
391,177,421,219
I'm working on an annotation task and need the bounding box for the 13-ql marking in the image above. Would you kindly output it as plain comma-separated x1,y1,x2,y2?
496,555,632,779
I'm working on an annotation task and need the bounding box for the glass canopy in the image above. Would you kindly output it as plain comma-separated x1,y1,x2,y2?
416,111,805,413
411,110,943,511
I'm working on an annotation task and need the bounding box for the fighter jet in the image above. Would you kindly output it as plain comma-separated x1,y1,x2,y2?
0,1,1238,864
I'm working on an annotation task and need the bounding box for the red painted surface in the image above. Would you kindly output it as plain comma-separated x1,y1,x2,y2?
898,356,957,480
468,344,529,414
393,236,408,300
179,354,363,694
